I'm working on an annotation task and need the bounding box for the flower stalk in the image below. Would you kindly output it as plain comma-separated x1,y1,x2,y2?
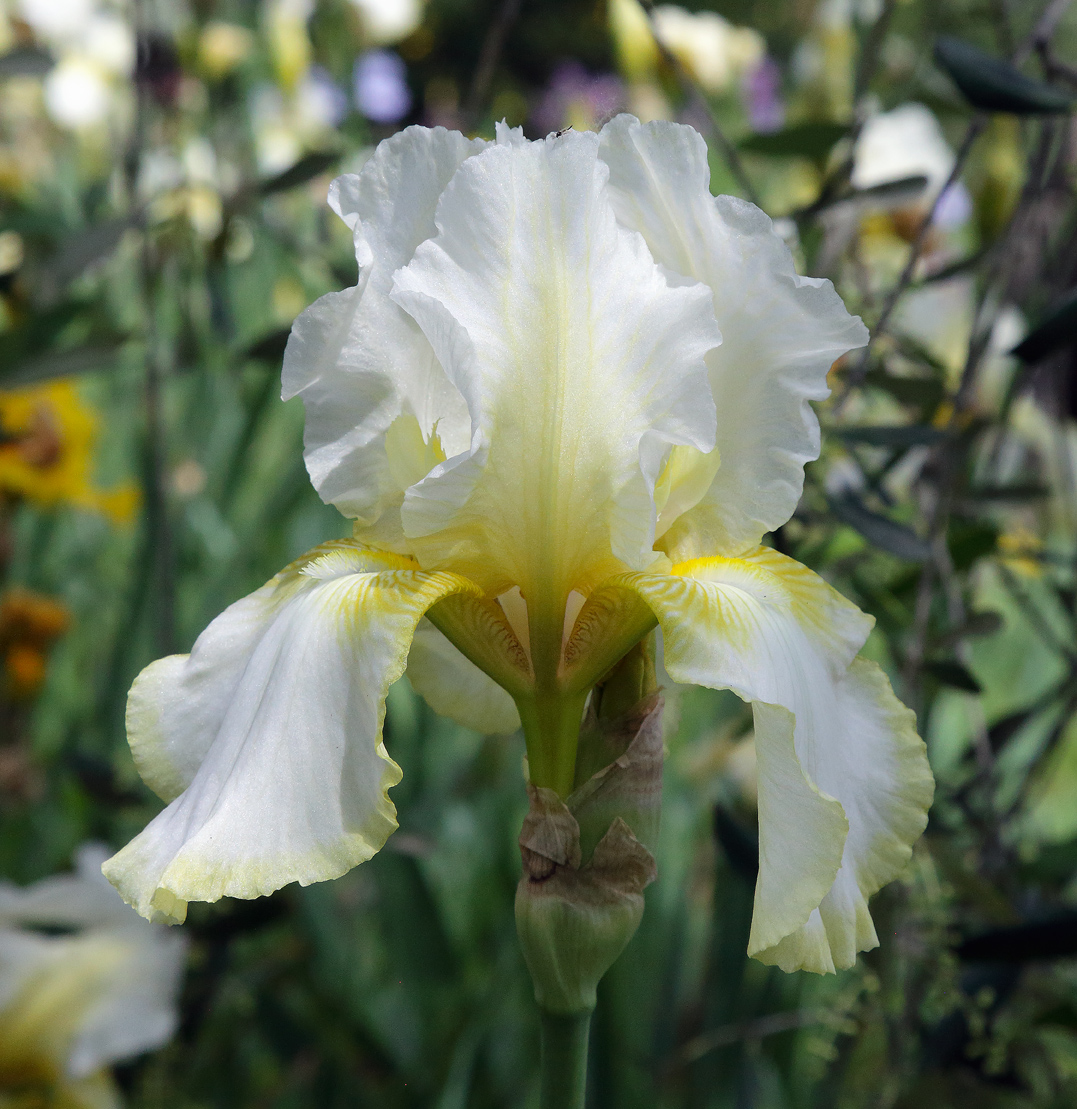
516,644,664,1103
539,1010,591,1109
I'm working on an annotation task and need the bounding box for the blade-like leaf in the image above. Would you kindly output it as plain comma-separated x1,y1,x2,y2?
923,658,983,693
934,611,1003,650
259,151,340,195
863,369,946,410
935,36,1075,115
0,45,53,77
965,482,1050,502
2,344,123,386
243,328,291,363
828,491,932,561
1011,287,1077,363
834,424,947,448
739,121,849,162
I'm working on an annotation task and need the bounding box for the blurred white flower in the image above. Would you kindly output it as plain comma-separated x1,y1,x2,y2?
854,104,954,196
609,0,764,96
0,844,186,1104
17,0,95,40
250,65,346,175
301,65,349,128
83,12,135,76
854,103,971,228
44,56,111,128
652,6,764,94
353,49,411,124
348,0,423,46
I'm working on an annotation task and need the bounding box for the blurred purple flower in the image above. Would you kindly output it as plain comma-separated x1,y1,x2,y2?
353,50,412,124
935,183,973,230
742,55,784,134
532,62,624,135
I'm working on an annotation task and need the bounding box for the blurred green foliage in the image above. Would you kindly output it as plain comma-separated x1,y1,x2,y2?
2,0,1077,1105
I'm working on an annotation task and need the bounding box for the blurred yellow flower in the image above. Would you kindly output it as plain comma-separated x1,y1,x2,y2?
198,21,255,79
0,589,70,701
0,381,138,522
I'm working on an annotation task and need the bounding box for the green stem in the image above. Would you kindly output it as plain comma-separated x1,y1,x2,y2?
516,689,588,797
539,1009,591,1109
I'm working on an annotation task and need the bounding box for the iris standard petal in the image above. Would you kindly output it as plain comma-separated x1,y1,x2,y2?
103,542,479,924
615,547,933,972
282,126,482,536
391,128,721,612
598,115,869,560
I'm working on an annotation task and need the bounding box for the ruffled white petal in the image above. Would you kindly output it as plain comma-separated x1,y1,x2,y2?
0,847,185,1085
391,128,721,604
103,542,478,923
406,617,521,734
598,115,869,559
282,126,483,537
616,547,933,972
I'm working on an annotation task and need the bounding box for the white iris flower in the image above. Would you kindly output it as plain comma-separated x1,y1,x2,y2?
0,845,186,1107
103,117,934,975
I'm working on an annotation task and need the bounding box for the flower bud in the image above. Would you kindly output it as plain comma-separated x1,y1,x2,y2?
515,694,663,1015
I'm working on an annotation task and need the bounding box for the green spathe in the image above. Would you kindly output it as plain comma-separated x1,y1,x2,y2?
514,697,662,1016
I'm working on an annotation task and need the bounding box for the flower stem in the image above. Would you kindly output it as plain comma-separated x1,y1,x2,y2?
539,1009,591,1109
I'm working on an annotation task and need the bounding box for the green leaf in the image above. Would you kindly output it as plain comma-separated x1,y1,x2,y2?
242,328,291,363
848,175,930,206
828,492,932,561
965,482,1050,502
934,36,1075,115
834,424,946,448
923,658,983,693
259,151,340,195
948,520,998,570
1,344,123,386
933,611,1003,650
739,121,849,162
35,218,133,300
0,45,53,77
1011,287,1077,363
863,369,946,411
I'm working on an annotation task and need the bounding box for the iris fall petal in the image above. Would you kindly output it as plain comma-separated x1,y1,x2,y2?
103,543,478,923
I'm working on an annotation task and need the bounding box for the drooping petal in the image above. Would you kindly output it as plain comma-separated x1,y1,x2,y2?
406,617,521,734
281,127,483,539
103,543,479,924
616,547,933,972
391,129,721,611
598,116,869,559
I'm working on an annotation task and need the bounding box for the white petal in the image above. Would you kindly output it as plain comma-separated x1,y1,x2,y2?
0,847,130,930
282,127,483,534
391,129,721,608
64,925,186,1078
0,928,182,1079
103,542,478,923
406,618,521,734
599,116,868,559
617,547,933,972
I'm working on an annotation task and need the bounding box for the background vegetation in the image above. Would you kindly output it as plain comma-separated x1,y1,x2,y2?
2,0,1077,1105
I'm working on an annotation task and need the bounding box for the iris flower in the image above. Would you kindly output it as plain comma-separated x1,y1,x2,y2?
0,845,186,1108
104,117,933,974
